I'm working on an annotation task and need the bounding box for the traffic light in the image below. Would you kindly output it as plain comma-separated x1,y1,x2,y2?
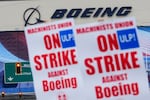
1,92,5,97
16,62,22,74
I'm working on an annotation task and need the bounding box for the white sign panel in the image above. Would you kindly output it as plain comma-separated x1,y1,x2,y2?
24,19,84,100
75,17,150,100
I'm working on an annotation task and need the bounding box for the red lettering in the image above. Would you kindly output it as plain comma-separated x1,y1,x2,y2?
115,21,133,29
107,34,119,51
50,49,78,68
56,80,61,89
50,81,55,91
62,50,72,65
121,53,132,69
27,29,32,34
76,24,113,34
48,69,68,78
84,51,140,74
94,57,103,73
102,73,128,83
131,51,140,68
42,80,49,92
104,87,111,97
34,54,49,70
57,22,72,29
41,54,49,69
104,55,115,72
97,35,108,52
33,49,77,71
34,55,42,70
97,34,119,52
71,49,78,64
114,54,121,71
84,58,95,75
95,82,139,99
44,33,61,50
95,86,103,99
49,53,58,68
27,24,57,34
112,86,119,96
42,77,77,92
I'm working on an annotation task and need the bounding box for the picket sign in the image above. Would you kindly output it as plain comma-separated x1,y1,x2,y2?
24,19,85,100
25,17,150,100
75,17,150,100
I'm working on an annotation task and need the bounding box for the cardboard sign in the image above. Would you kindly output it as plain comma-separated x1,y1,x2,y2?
25,19,84,100
75,17,150,100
